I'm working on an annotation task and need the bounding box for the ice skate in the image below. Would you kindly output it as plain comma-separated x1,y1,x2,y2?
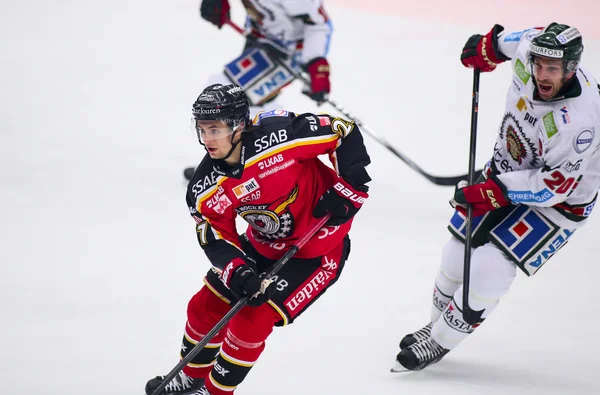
398,322,432,349
145,371,207,395
391,337,449,372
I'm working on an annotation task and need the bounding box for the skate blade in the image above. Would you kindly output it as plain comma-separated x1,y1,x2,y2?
390,361,410,373
390,351,449,373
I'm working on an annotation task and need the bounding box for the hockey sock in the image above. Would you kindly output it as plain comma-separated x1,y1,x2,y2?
181,321,225,378
205,329,266,395
431,281,453,323
205,303,281,395
182,287,232,379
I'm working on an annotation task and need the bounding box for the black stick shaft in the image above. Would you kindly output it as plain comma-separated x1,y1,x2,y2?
462,69,484,325
224,19,480,187
150,216,330,395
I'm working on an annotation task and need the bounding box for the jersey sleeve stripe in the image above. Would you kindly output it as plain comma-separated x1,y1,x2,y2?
293,134,339,147
244,133,338,167
244,140,298,166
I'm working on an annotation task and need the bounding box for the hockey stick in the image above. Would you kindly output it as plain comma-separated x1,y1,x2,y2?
461,69,484,325
149,215,331,395
224,19,480,186
322,99,477,186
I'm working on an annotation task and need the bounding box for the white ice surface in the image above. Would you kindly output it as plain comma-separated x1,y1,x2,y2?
1,1,599,394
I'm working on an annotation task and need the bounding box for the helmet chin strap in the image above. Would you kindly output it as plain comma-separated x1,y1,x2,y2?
214,134,242,162
208,121,245,163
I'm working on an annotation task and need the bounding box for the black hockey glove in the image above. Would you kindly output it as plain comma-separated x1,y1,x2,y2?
200,0,230,29
221,257,276,307
313,178,369,226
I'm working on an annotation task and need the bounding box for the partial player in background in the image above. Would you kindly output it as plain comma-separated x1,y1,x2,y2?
392,22,600,372
146,83,371,394
183,0,333,181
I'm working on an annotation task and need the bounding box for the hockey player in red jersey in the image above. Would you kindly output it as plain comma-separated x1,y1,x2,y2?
183,0,333,181
145,83,371,395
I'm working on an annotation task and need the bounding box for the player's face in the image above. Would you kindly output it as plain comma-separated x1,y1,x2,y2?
532,57,573,100
195,120,236,159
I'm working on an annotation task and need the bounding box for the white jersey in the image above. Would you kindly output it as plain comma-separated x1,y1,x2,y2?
484,28,600,228
242,0,332,64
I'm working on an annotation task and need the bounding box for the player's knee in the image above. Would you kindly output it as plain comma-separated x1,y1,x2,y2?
440,237,466,281
470,243,517,298
187,286,231,332
229,304,280,344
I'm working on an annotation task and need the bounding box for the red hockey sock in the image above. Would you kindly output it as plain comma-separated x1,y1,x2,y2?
182,286,231,379
205,304,281,394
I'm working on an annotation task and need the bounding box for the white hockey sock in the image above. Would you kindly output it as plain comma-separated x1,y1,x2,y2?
431,280,454,323
430,238,466,323
431,242,517,350
431,293,480,349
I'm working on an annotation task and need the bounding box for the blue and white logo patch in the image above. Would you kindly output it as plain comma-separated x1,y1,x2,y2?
448,209,485,240
508,189,554,204
258,109,289,121
225,48,273,88
584,201,596,216
491,206,555,262
503,29,531,42
524,228,574,274
574,129,594,154
526,29,541,40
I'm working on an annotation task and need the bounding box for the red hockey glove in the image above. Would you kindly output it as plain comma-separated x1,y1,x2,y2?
452,176,510,217
461,24,510,72
200,0,230,29
313,178,368,226
220,257,276,306
303,57,330,104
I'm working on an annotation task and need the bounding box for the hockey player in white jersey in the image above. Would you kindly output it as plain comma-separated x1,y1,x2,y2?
184,0,333,180
393,22,600,372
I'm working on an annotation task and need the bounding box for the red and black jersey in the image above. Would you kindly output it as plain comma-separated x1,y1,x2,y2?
185,110,371,271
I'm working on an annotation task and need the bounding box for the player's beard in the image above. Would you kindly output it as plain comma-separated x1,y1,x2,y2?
536,78,558,100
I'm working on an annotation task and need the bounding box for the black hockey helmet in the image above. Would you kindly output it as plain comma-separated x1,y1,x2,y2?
192,83,250,129
529,23,583,73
